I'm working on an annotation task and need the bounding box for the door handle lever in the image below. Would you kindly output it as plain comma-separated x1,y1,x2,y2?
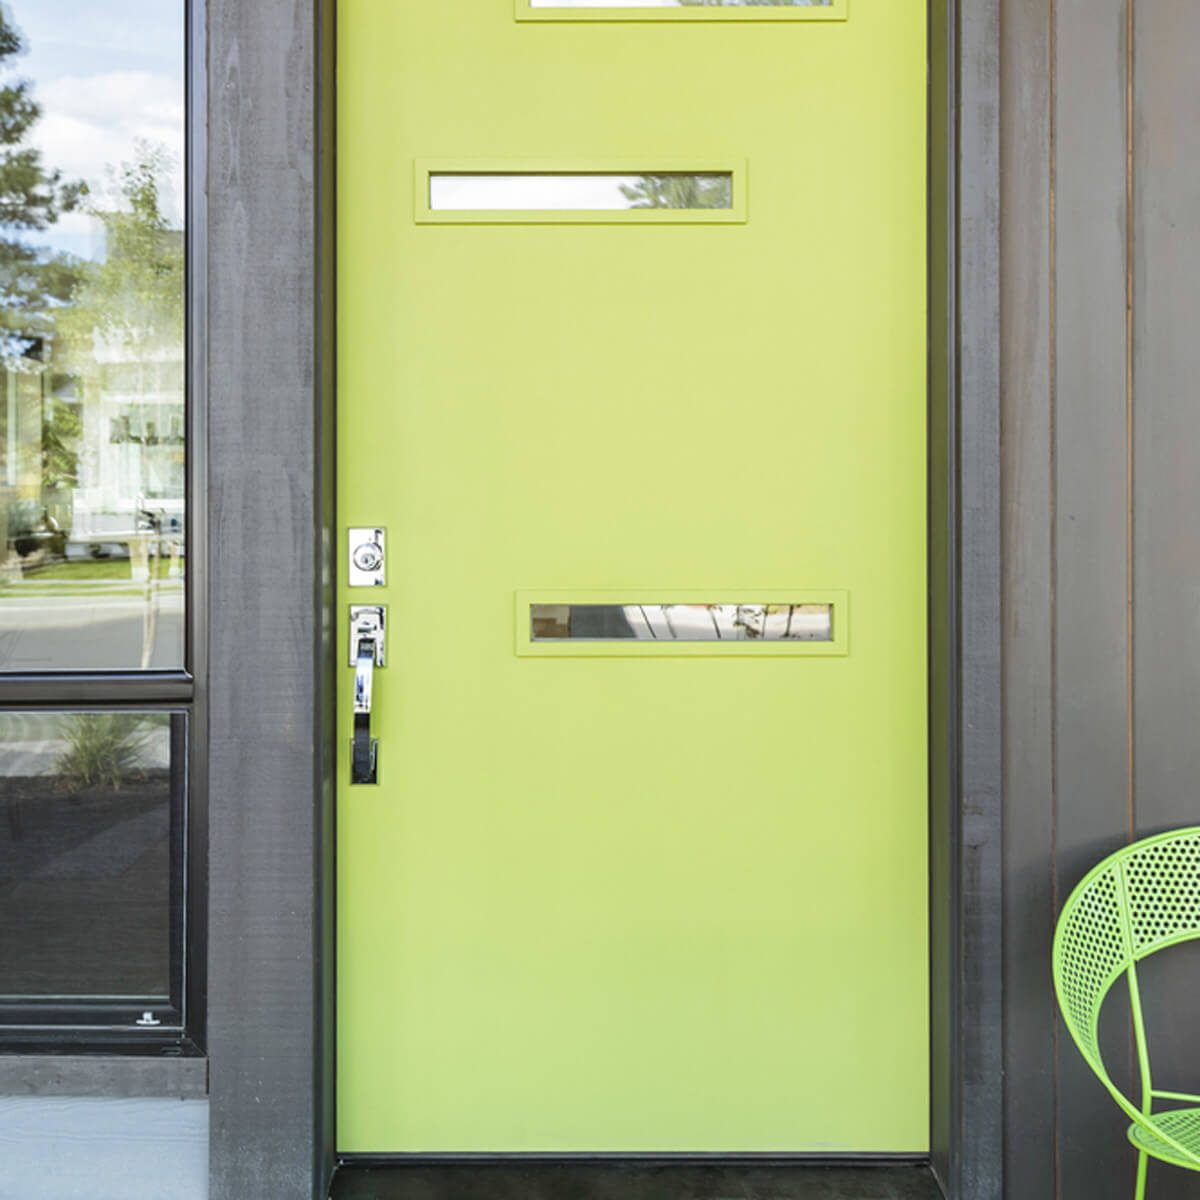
349,606,385,784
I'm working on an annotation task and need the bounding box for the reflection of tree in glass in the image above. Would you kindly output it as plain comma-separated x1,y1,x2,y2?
619,173,732,210
41,403,81,491
0,12,86,363
57,145,184,368
0,11,185,671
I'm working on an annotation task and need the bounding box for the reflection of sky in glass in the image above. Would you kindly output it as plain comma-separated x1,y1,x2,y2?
11,0,184,259
430,173,731,211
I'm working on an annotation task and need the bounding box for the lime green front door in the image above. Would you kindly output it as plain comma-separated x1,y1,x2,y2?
337,0,928,1155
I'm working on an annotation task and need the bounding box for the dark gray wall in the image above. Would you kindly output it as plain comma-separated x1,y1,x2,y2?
206,1,335,1198
1002,2,1200,1197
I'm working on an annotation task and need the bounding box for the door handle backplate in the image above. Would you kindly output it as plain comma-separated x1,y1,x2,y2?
349,605,385,785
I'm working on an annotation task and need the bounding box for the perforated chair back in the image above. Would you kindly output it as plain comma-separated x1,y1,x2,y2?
1053,827,1200,1176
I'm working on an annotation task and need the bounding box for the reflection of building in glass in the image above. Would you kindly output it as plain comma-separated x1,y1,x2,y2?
1,330,184,564
88,339,186,535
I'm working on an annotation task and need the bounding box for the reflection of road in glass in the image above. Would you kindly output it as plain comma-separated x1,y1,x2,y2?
621,603,831,641
0,578,184,670
0,1,186,675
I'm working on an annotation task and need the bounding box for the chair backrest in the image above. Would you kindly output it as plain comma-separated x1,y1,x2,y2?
1053,827,1200,1165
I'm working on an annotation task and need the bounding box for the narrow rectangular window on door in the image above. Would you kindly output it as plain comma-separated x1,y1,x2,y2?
516,0,847,21
416,161,747,224
518,592,848,656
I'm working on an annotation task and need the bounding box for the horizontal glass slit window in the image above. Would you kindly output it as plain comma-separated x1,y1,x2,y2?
517,593,848,656
430,173,732,212
531,0,831,6
532,603,833,642
517,0,846,19
417,162,746,224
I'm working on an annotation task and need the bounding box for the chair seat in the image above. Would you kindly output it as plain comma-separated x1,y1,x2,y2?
1128,1108,1200,1170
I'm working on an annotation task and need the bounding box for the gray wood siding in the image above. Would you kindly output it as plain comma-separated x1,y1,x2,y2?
1002,2,1200,1196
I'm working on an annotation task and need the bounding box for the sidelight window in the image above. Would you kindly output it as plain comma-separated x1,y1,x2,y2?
0,0,200,1046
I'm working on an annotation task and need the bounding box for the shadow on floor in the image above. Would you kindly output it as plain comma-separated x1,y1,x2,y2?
330,1162,942,1200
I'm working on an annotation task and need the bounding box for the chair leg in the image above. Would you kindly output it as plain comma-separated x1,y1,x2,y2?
1134,1149,1148,1200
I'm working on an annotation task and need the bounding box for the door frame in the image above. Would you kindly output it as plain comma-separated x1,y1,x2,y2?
202,1,1000,1197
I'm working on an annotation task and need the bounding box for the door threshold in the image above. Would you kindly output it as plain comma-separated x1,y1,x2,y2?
330,1157,941,1200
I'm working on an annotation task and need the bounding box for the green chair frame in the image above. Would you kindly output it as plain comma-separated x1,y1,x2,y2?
1053,826,1200,1199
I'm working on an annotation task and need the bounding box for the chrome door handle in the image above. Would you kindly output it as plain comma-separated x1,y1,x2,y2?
349,606,385,784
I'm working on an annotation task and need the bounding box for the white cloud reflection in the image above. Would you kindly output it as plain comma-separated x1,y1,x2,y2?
432,174,649,211
8,0,184,259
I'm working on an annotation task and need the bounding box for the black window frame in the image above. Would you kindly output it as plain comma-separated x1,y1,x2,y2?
0,0,206,1056
0,708,189,1036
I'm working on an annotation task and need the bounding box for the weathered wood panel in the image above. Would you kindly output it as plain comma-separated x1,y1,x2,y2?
1131,4,1200,1198
958,0,1005,1195
1131,16,1200,828
1052,2,1135,1198
999,1,1056,1195
206,1,335,1198
1003,0,1200,1196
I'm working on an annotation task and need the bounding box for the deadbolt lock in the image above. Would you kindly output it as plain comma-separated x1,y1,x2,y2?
348,527,386,586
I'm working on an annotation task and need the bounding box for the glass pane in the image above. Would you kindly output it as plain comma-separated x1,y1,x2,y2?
529,0,832,7
0,3,186,671
531,603,834,642
0,711,181,1001
429,172,733,212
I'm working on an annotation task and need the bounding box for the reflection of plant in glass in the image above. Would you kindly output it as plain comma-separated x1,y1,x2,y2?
0,11,86,363
619,173,732,210
54,714,153,794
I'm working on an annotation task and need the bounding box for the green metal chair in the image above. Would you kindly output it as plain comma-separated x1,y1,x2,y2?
1053,827,1200,1199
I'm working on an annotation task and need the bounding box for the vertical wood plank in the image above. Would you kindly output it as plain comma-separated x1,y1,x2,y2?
1131,4,1200,1197
1131,5,1200,832
206,1,334,1198
958,0,1005,1194
1052,2,1133,1198
999,0,1057,1195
